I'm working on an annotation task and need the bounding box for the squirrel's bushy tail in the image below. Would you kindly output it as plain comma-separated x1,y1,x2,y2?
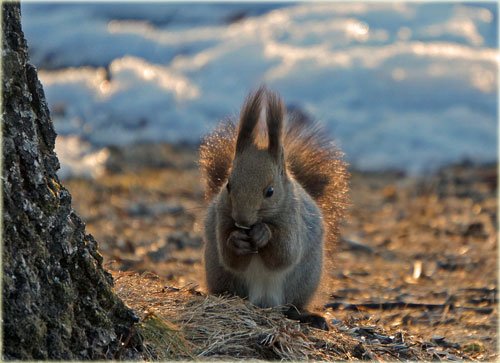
199,95,349,245
283,112,349,242
199,120,237,201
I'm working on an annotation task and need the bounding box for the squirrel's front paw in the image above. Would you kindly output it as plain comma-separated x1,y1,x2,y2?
249,222,271,250
227,230,258,256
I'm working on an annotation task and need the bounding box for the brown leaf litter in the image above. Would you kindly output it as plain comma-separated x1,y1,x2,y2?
114,271,481,361
64,145,497,361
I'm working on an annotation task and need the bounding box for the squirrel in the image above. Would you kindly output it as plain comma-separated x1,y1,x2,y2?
199,86,349,330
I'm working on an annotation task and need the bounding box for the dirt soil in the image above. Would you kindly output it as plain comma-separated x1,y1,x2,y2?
64,143,498,360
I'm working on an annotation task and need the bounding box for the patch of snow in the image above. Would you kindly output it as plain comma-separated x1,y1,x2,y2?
55,136,110,179
21,2,498,178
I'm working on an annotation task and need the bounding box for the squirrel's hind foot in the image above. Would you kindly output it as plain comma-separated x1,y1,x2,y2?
285,307,329,331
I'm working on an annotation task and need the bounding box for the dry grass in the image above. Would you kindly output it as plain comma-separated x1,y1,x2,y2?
114,271,477,361
138,312,194,360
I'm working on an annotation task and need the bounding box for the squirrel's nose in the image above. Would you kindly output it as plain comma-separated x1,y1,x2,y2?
232,212,254,230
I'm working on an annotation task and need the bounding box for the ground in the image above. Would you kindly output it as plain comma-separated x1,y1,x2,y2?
64,143,498,360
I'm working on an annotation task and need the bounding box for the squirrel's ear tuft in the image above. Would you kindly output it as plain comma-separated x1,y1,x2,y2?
266,90,285,162
236,86,266,154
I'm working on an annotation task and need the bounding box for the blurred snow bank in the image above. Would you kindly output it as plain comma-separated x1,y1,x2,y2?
22,2,498,178
55,136,109,179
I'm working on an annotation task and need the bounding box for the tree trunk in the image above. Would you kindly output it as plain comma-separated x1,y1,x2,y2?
2,3,140,359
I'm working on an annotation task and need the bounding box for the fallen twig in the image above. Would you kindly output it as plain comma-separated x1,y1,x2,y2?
325,301,493,314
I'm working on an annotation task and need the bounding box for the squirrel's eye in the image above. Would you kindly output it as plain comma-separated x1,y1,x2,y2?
264,186,274,198
226,182,231,193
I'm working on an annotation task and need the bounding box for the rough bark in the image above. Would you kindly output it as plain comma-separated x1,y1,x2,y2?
2,3,140,359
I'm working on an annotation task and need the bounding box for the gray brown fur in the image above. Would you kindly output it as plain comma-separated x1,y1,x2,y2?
199,87,349,309
235,86,265,155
